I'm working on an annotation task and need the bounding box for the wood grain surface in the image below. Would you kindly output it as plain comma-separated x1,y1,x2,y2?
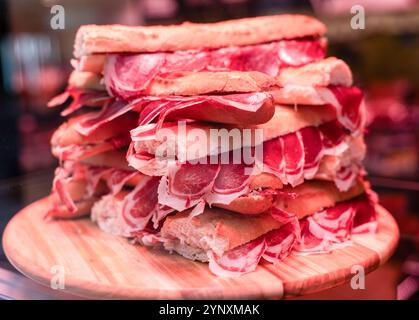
2,197,399,299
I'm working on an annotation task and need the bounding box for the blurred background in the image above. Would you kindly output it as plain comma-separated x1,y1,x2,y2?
0,0,418,299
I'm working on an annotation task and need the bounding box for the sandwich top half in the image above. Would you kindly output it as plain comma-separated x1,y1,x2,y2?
47,15,377,277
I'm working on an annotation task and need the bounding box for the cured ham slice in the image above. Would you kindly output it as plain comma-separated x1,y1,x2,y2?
51,164,78,214
317,86,365,133
146,121,364,215
158,161,220,213
47,88,110,116
262,223,299,263
295,195,377,254
121,176,160,232
300,126,322,179
207,206,299,277
47,162,110,218
261,121,360,190
208,236,267,277
52,133,131,161
107,170,139,195
206,163,253,206
137,92,274,131
75,99,140,136
282,132,305,186
104,53,166,99
104,39,325,99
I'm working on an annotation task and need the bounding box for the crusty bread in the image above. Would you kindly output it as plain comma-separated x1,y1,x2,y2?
69,70,277,95
274,178,365,219
68,71,103,91
214,193,275,215
147,71,277,96
277,57,352,87
74,15,326,57
91,191,133,237
51,113,137,147
271,85,330,105
71,54,106,74
161,208,283,256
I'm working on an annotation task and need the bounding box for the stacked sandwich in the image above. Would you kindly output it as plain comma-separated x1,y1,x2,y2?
47,15,378,276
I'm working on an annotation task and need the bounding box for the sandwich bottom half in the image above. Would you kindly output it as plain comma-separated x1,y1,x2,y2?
88,175,378,277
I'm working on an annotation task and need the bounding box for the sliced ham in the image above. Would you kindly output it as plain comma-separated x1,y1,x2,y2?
74,98,140,136
121,176,160,232
104,53,166,99
104,38,325,99
48,88,110,116
107,170,140,195
295,195,377,254
145,121,364,215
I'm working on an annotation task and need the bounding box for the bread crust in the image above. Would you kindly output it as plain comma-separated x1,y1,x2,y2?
277,57,352,87
51,113,137,147
161,208,283,253
68,70,278,95
74,15,326,57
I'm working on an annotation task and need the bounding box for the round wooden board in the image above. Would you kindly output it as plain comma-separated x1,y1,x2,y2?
3,197,399,299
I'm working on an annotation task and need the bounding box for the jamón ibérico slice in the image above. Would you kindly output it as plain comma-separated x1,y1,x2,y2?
107,169,139,195
277,39,325,68
206,163,252,205
121,176,160,232
352,192,378,233
319,120,347,153
168,162,220,199
262,223,298,263
329,86,364,133
75,99,139,136
51,165,78,214
334,164,359,192
84,166,113,197
282,132,304,186
137,93,273,133
317,86,364,133
48,88,110,116
127,145,168,176
213,164,251,194
295,201,356,254
208,236,267,277
104,53,165,100
151,205,175,229
133,230,166,247
104,39,324,100
300,126,322,179
262,137,284,178
48,91,70,107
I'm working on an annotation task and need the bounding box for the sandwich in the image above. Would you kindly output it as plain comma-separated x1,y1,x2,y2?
46,14,378,277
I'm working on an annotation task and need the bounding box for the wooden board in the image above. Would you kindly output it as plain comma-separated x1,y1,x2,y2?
2,197,399,299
